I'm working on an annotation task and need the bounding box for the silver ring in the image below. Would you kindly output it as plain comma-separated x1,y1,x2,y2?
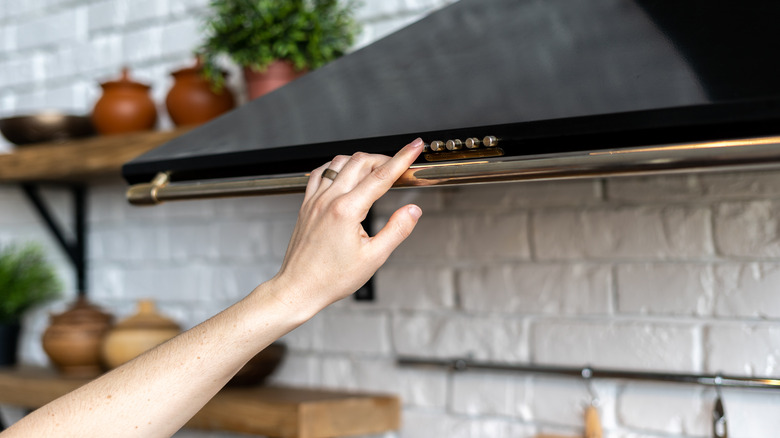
322,168,339,181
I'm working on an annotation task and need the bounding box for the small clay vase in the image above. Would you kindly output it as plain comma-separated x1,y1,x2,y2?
101,300,181,369
166,58,235,127
42,297,113,377
244,60,306,100
92,67,157,135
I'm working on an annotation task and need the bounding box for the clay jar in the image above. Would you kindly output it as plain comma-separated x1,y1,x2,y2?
92,67,157,135
166,59,235,127
244,60,306,100
42,297,113,377
101,300,181,369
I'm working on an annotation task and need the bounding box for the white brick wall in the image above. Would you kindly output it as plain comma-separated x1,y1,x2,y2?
2,1,780,437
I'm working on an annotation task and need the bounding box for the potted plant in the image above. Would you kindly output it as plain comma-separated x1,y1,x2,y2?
199,0,360,100
0,243,62,366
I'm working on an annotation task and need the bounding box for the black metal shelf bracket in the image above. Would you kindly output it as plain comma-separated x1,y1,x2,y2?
20,184,87,297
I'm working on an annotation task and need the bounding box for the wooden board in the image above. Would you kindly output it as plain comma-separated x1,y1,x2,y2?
0,129,189,183
0,367,400,438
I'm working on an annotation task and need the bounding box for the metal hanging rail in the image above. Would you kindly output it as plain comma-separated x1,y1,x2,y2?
126,136,780,205
397,357,780,390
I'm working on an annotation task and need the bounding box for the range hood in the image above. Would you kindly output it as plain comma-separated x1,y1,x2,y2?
123,0,780,205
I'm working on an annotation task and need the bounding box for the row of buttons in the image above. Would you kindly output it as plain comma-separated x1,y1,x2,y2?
425,136,499,152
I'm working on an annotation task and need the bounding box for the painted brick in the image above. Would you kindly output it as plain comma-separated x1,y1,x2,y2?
43,81,89,112
716,387,780,438
458,263,611,315
617,383,709,436
269,218,296,259
122,26,163,63
533,206,713,260
87,34,124,71
616,263,713,316
445,418,537,438
266,351,322,387
122,265,214,301
160,18,200,57
373,187,446,215
714,201,780,257
321,356,447,408
387,214,459,262
453,212,531,260
320,309,391,355
214,220,271,260
529,376,617,429
356,0,407,21
392,313,527,362
448,180,601,211
4,54,45,87
125,0,169,25
704,323,780,375
168,0,210,15
701,169,780,199
373,265,455,310
219,193,304,218
451,370,529,418
532,320,699,372
606,174,703,203
11,89,46,113
16,8,87,50
88,0,127,33
0,24,16,53
400,409,457,438
713,263,780,318
167,223,217,261
208,264,276,301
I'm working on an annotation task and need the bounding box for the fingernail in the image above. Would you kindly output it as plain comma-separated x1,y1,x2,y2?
408,205,422,219
410,138,423,148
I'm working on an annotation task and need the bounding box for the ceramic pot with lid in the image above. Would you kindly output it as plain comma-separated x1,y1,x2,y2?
101,299,181,369
92,67,158,135
166,58,235,127
42,297,113,377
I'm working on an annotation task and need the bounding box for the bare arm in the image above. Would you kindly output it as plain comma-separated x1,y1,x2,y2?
2,138,424,438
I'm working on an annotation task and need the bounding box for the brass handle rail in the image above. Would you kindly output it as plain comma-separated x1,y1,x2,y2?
127,136,780,205
397,357,780,390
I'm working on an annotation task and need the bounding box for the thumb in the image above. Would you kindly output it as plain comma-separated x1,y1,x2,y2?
370,204,423,261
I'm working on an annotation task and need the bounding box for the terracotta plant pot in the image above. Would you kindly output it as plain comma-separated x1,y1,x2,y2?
101,299,181,369
166,58,235,127
92,67,158,135
244,60,306,100
42,297,113,377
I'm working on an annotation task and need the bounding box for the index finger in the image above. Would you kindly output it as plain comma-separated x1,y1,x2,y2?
346,138,424,210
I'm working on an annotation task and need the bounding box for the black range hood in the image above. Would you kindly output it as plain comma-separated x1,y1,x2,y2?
124,0,780,204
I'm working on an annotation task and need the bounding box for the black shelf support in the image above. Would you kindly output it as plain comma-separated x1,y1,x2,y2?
20,184,87,297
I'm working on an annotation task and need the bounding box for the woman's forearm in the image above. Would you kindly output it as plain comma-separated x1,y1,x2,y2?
1,139,424,438
3,278,312,438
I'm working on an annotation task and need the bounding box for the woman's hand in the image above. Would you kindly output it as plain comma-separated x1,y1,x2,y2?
271,138,424,315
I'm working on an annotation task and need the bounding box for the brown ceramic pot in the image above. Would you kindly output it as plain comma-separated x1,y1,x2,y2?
166,59,235,127
101,300,181,369
244,60,306,100
42,297,113,377
92,67,157,135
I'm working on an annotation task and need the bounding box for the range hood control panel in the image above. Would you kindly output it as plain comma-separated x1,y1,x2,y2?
423,136,503,161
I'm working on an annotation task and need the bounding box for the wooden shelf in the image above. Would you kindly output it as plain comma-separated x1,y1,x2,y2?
0,367,400,438
0,129,190,184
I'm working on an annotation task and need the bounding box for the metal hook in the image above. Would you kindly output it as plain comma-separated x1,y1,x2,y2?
713,374,728,438
581,367,600,407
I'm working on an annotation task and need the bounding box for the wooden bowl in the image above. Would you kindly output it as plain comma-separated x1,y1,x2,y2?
228,343,287,387
0,112,96,146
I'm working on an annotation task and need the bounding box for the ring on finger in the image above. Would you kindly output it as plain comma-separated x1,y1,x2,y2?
322,168,339,181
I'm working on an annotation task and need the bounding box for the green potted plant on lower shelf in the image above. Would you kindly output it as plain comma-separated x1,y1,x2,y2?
0,243,62,366
200,0,360,100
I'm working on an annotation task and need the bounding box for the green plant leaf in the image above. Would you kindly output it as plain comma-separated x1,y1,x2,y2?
0,243,62,323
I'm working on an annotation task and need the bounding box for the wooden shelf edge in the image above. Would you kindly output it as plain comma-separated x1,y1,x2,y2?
0,367,400,438
0,128,192,184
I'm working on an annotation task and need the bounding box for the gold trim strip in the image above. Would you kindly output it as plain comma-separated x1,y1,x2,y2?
127,135,780,205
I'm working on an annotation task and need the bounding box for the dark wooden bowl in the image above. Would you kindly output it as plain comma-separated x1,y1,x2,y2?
227,343,287,387
0,113,96,146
